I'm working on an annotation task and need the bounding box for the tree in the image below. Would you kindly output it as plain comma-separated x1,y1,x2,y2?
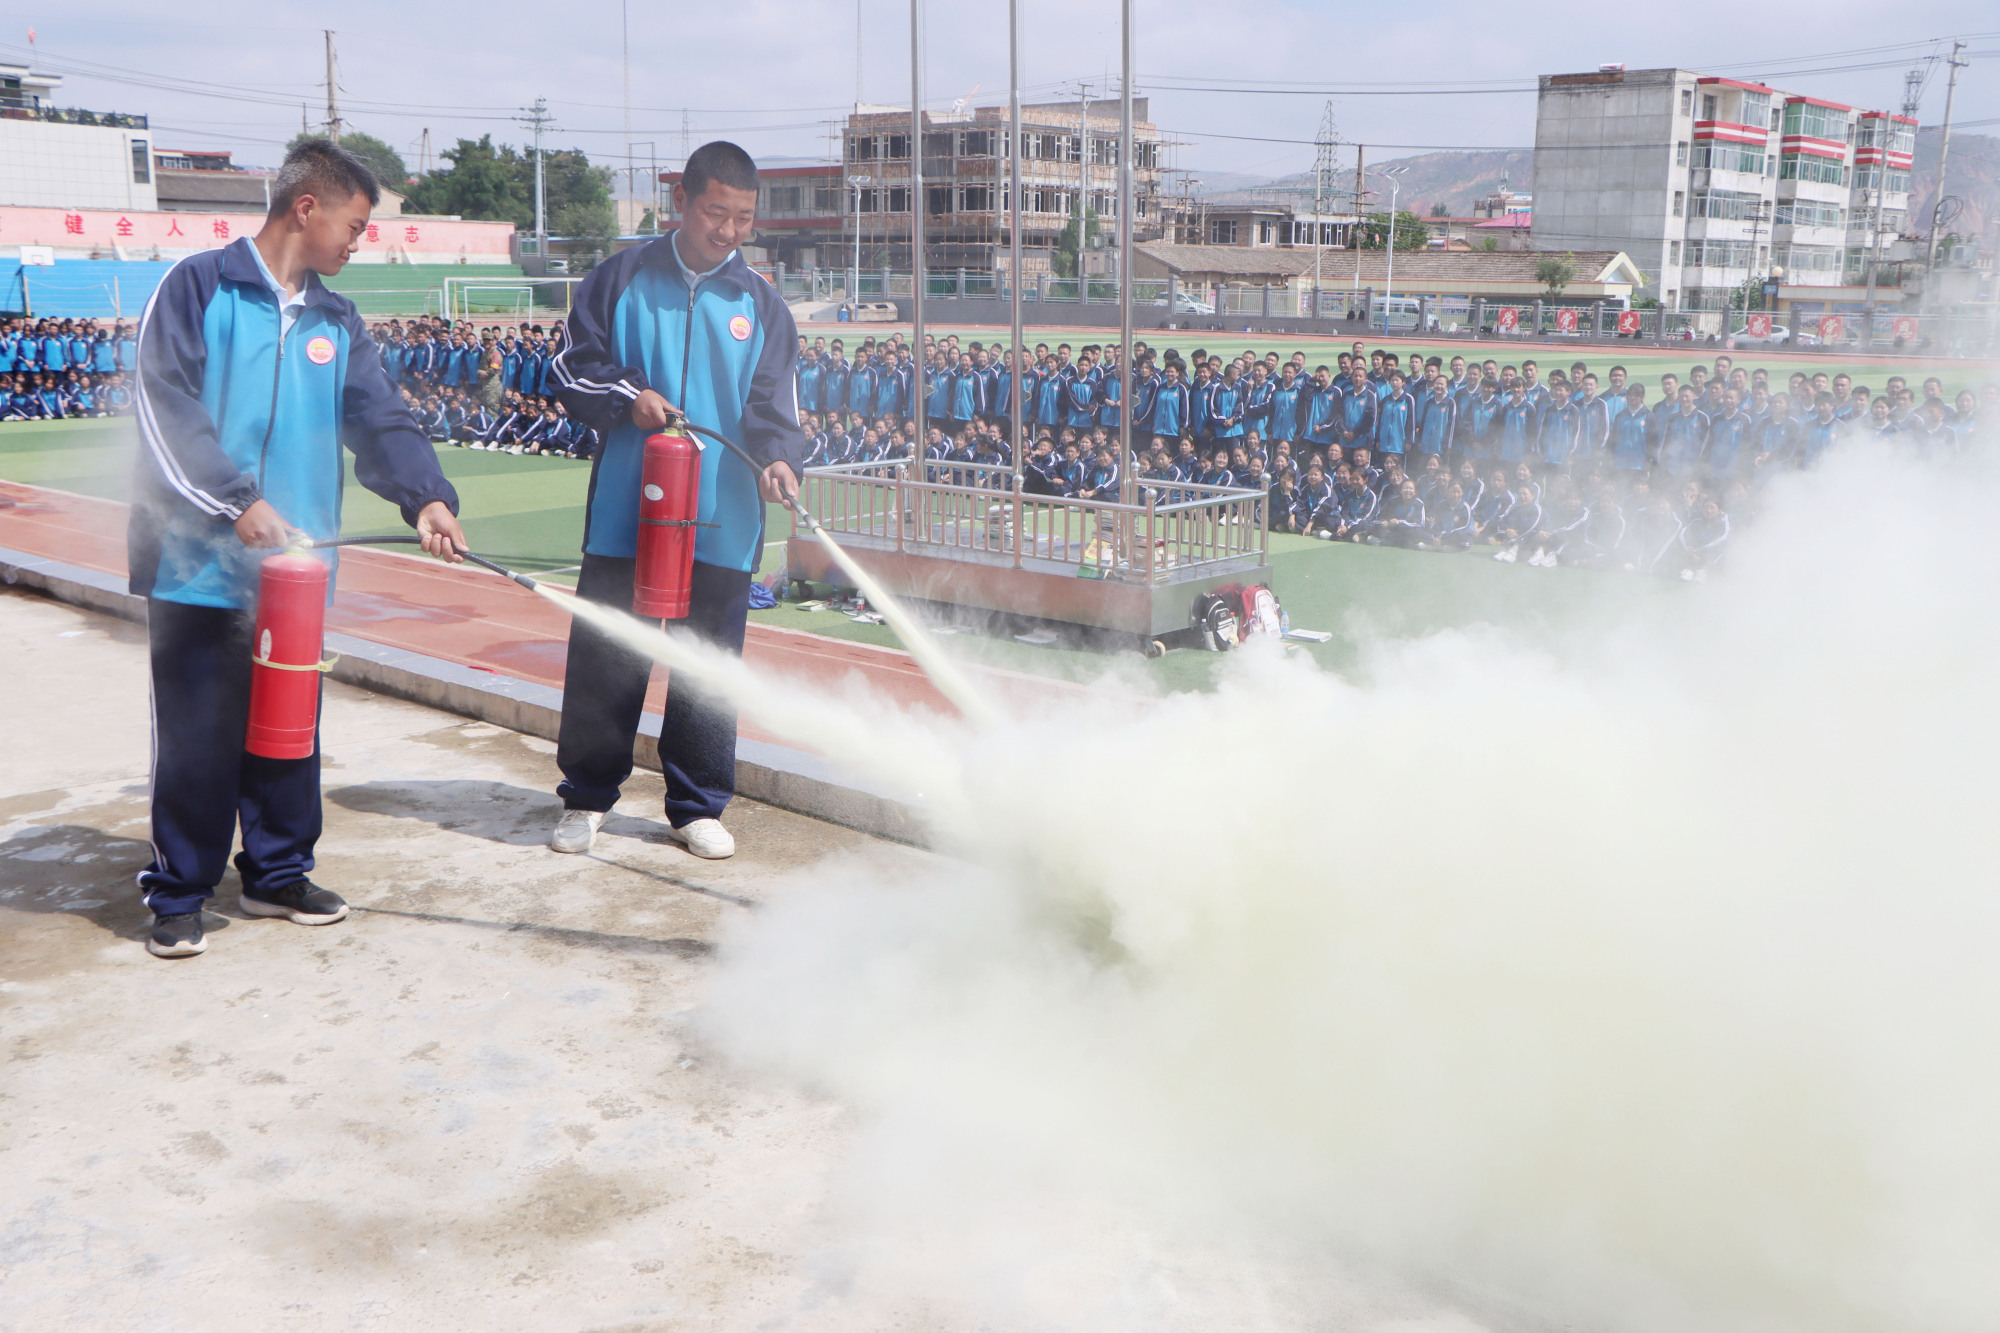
554,198,618,268
1478,237,1499,252
397,137,615,240
1536,251,1578,297
289,130,407,191
1429,202,1449,218
401,135,525,223
1353,211,1430,251
1052,198,1100,278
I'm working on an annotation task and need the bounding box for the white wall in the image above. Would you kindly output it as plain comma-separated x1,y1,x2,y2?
1532,70,1693,300
0,119,159,212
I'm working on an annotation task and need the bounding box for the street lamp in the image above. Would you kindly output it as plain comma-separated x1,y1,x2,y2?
1375,164,1408,330
847,173,872,307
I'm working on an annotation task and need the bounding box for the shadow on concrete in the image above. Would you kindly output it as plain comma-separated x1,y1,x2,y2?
0,823,172,943
351,904,713,957
326,778,756,909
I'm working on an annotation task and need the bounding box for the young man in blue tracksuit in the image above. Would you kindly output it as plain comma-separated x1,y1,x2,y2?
547,141,804,862
1150,362,1188,440
1609,386,1652,474
131,140,466,960
1373,371,1415,461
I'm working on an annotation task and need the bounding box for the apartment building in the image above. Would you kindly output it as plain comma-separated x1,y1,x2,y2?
1532,67,1913,311
838,99,1166,275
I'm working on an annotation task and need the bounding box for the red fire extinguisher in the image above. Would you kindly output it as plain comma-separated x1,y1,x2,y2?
245,552,332,760
633,427,701,619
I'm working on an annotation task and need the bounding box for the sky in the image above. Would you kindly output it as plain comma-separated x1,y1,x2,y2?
3,0,1996,194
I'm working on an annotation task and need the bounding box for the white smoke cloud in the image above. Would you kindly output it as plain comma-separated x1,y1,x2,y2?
690,437,2000,1331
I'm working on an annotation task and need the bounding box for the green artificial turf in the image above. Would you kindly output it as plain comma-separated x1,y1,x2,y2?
4,415,1684,691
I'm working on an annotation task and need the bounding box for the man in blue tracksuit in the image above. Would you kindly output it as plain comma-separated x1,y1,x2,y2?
130,140,466,960
547,141,804,862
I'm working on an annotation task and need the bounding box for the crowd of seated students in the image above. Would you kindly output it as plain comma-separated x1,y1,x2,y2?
0,316,136,421
366,315,596,458
794,330,1995,582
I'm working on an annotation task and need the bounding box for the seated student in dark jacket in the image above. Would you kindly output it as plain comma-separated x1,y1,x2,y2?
1469,468,1514,542
1561,483,1626,569
1363,478,1427,548
1053,441,1086,496
1296,460,1333,525
1268,470,1306,533
1673,497,1730,580
1425,481,1477,550
457,402,496,443
1487,485,1542,561
1520,474,1588,567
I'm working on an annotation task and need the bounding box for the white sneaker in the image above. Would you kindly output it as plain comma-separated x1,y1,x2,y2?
550,809,605,854
664,818,734,860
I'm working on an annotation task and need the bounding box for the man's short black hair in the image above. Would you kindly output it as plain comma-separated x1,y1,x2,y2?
269,138,381,218
682,140,759,201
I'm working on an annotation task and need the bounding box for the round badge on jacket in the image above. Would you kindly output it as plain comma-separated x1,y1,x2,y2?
305,335,336,365
728,315,752,341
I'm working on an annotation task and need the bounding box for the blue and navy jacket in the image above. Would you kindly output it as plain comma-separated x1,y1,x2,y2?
1151,380,1188,438
1338,383,1377,445
1268,380,1300,441
129,238,458,610
1208,379,1244,437
551,233,804,574
1414,394,1456,455
1609,405,1653,471
1658,406,1710,476
1497,397,1539,463
1539,400,1582,466
1374,389,1415,455
1706,410,1751,479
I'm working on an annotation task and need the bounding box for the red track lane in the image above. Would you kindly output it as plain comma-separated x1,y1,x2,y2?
0,481,1063,741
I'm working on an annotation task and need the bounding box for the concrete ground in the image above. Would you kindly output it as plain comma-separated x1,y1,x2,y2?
0,585,928,1331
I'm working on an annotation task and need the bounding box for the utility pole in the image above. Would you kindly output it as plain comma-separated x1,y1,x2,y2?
1312,101,1336,319
519,98,555,272
322,30,342,142
1352,143,1366,302
855,0,863,108
1924,39,1969,278
622,0,632,234
909,0,926,454
1073,79,1093,272
1007,0,1023,486
1865,188,1883,323
418,127,432,175
1117,0,1134,507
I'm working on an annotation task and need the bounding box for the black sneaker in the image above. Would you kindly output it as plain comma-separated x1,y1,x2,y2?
148,912,207,958
240,881,349,925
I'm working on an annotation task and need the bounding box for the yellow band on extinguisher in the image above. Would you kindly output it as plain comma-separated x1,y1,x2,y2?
251,653,340,673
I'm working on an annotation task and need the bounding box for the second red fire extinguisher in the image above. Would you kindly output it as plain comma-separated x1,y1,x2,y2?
633,427,702,620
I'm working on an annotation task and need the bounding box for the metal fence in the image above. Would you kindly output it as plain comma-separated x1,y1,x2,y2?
800,460,1267,585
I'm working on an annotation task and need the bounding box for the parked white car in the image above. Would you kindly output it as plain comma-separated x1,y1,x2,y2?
1150,292,1215,315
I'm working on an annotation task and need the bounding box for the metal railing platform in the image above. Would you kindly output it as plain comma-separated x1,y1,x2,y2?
784,461,1273,642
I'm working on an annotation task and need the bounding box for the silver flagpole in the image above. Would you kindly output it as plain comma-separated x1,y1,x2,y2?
1117,0,1134,506
1009,0,1024,485
909,0,926,456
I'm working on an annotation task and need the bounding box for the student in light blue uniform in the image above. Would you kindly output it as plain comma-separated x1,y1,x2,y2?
546,142,805,862
129,140,466,960
1608,386,1652,473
